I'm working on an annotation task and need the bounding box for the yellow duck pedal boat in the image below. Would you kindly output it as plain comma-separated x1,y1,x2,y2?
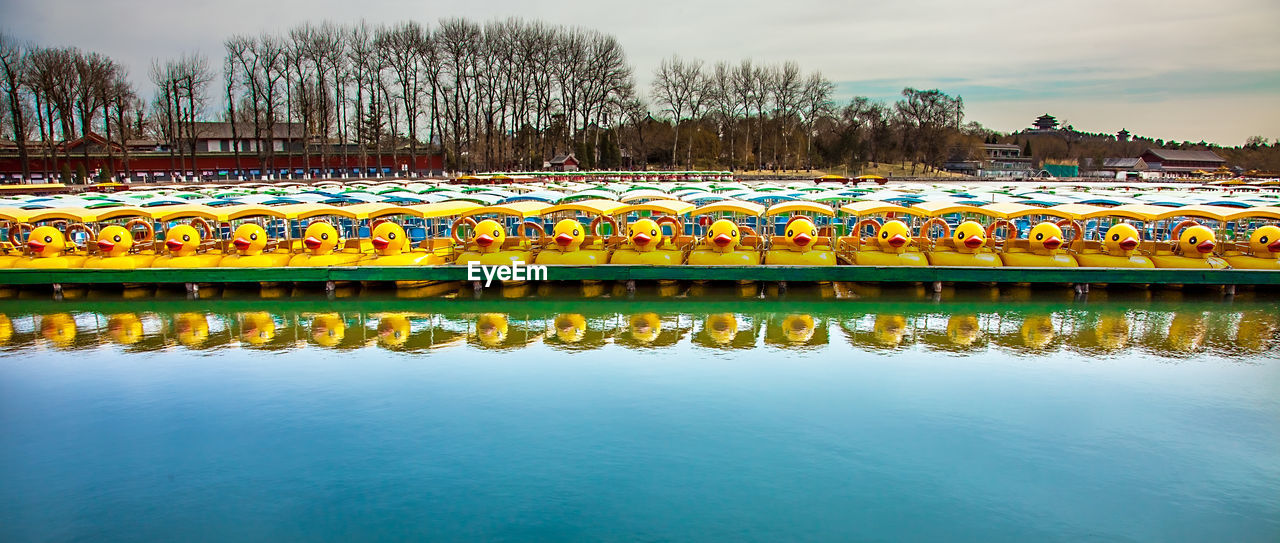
609,217,685,265
846,219,927,267
687,219,760,266
1223,225,1280,270
1149,221,1229,269
83,220,158,269
764,217,836,266
923,220,1002,267
10,225,89,268
1073,223,1155,268
999,220,1079,268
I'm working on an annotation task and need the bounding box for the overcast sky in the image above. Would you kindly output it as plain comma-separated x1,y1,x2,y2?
5,0,1278,145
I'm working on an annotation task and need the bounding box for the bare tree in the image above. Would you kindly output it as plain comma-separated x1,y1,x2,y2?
651,55,703,168
0,33,31,180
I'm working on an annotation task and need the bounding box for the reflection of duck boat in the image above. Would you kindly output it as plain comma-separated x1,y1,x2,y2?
309,314,346,347
551,313,588,344
1166,313,1206,352
238,312,277,346
40,313,77,347
174,313,210,347
872,315,909,347
474,313,509,347
107,313,144,345
946,315,982,346
1019,315,1056,350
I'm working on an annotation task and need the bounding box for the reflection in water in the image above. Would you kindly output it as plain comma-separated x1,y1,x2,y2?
0,294,1276,358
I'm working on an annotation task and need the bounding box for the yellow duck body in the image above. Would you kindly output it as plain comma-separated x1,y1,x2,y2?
926,221,1003,267
219,224,292,267
688,219,760,266
83,225,157,269
11,226,86,269
852,220,927,267
1000,222,1079,268
1073,223,1154,268
764,217,837,266
609,219,683,265
1150,224,1229,269
151,224,222,268
289,222,363,267
358,222,441,288
454,219,535,266
1223,225,1280,270
535,219,608,265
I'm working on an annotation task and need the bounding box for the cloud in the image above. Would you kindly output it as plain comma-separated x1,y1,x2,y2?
4,0,1277,144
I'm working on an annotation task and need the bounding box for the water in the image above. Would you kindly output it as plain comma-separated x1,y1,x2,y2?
1,286,1278,542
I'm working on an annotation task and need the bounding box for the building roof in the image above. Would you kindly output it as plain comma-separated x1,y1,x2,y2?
983,144,1021,150
194,121,304,140
1102,158,1145,169
1141,148,1225,163
549,153,579,165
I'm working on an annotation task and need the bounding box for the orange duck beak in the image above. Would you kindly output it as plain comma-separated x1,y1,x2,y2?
713,234,732,247
1042,236,1062,250
371,236,390,250
555,233,574,246
1267,240,1280,252
165,239,185,251
1196,240,1215,253
887,234,907,248
1119,237,1139,251
233,237,252,250
304,236,323,250
475,234,494,248
96,239,115,252
793,233,812,246
632,233,651,246
27,239,46,253
964,236,983,249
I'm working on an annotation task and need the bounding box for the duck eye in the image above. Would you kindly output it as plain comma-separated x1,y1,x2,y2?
114,235,122,242
650,230,657,237
573,229,579,236
250,233,258,240
882,231,889,238
388,232,396,240
44,236,53,243
1261,236,1270,243
731,230,737,237
1035,233,1044,240
1111,234,1119,240
787,230,793,237
492,229,501,237
321,233,329,240
183,235,191,242
1189,236,1197,244
956,231,963,239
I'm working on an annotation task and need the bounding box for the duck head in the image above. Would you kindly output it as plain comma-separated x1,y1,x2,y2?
231,223,268,255
953,221,987,254
302,222,340,255
1247,225,1280,258
946,315,981,346
1177,224,1216,257
873,315,908,347
1103,223,1142,255
785,218,817,252
471,219,506,254
377,315,411,348
107,314,143,345
26,226,67,257
310,314,346,347
95,225,135,257
163,225,202,256
706,219,740,253
553,313,587,343
627,219,663,252
475,313,509,346
704,313,738,345
551,219,585,252
40,313,76,347
370,222,408,255
629,313,662,343
876,220,912,253
239,312,276,346
1020,315,1055,350
174,313,210,347
780,314,816,344
1029,222,1065,255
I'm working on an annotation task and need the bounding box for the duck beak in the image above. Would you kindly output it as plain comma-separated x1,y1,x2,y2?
232,237,252,250
964,236,983,249
165,238,185,251
887,234,907,248
1119,237,1139,251
371,236,390,250
1268,240,1280,252
632,233,651,246
27,239,46,253
555,233,574,246
304,236,323,250
1196,240,1215,253
713,233,732,247
1042,236,1062,250
96,239,115,252
793,233,812,246
476,234,494,248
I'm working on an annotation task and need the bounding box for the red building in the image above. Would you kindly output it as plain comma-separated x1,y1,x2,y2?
1137,148,1227,177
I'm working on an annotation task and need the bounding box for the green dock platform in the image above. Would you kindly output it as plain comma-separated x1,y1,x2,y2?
0,265,1277,287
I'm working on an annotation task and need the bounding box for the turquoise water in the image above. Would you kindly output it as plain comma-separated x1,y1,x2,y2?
1,289,1278,542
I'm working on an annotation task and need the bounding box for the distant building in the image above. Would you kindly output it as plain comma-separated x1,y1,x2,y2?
1033,114,1059,131
548,153,580,172
193,121,305,153
1138,148,1226,177
979,143,1035,178
1085,157,1153,180
1116,129,1131,142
